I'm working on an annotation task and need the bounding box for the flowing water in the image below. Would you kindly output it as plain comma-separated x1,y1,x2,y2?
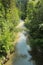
5,20,35,65
12,32,35,65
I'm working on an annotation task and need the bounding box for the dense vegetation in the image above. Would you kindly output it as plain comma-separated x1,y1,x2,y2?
0,0,19,64
16,0,28,20
25,0,43,52
0,0,43,65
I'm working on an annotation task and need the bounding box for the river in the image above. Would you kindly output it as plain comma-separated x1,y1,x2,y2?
12,31,35,65
5,20,35,65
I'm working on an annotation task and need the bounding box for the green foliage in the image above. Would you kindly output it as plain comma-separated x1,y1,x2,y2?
25,0,43,51
0,0,19,62
16,0,28,20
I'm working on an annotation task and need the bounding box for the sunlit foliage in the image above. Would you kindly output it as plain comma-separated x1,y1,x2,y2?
0,0,19,63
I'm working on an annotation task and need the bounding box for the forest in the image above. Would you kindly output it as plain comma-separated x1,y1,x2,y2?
0,0,43,65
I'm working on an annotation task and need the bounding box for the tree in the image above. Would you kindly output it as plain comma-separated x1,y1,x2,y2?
0,0,19,63
16,0,28,20
25,0,43,52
